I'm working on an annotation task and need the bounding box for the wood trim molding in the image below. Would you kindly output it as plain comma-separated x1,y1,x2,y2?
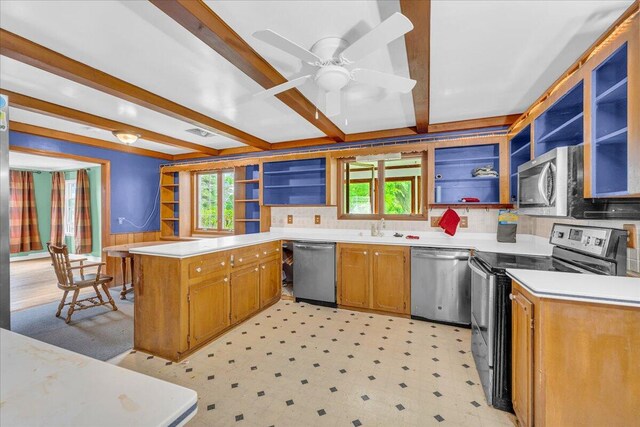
427,114,521,133
400,0,430,133
150,0,345,142
9,145,111,258
10,121,173,160
1,89,215,156
0,28,270,151
344,127,418,143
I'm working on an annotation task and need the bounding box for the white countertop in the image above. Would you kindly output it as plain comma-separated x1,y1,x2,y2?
0,329,198,427
130,227,553,259
507,269,640,307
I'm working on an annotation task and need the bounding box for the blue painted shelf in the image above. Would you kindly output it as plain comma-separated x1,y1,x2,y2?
509,125,532,203
592,42,629,196
263,158,326,205
534,81,584,156
434,144,500,204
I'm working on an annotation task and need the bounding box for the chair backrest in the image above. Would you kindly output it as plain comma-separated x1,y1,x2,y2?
47,243,73,287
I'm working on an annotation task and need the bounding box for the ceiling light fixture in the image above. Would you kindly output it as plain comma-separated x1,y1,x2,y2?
112,131,140,145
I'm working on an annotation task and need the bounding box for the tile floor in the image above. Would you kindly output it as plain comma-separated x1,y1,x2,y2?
115,300,515,427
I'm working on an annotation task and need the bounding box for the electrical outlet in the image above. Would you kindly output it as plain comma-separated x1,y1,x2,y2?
460,216,468,228
287,215,293,224
430,216,441,227
118,217,125,225
623,224,637,249
314,215,321,224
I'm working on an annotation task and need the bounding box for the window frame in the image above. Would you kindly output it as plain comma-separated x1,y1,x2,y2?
337,152,428,220
192,170,235,235
64,179,77,236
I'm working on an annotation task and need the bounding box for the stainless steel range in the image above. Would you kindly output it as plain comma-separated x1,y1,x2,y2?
469,223,628,412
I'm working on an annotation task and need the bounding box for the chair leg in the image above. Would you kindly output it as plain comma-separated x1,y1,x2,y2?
65,290,80,324
56,291,69,318
102,284,118,312
93,285,105,304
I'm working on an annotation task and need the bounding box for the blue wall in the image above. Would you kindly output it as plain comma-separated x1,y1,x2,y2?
9,131,164,233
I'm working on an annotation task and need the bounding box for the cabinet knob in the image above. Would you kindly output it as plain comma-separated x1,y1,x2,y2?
509,294,515,301
239,258,243,262
221,261,225,266
224,277,228,282
195,267,202,273
363,251,367,255
262,265,266,270
255,267,259,271
256,254,260,258
263,251,267,255
375,252,379,256
276,248,280,252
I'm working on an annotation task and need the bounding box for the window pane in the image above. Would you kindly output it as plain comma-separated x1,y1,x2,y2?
383,157,421,215
198,173,218,229
343,161,377,214
222,171,235,230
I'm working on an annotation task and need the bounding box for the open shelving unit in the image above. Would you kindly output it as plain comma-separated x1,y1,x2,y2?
433,144,501,204
509,125,532,203
262,158,327,205
160,170,191,239
534,81,584,156
591,42,629,196
234,164,269,234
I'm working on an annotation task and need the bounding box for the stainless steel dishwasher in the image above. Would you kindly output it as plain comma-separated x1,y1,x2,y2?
411,247,471,326
293,242,336,306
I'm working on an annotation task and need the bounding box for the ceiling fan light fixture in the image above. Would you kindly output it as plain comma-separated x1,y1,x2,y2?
112,131,140,145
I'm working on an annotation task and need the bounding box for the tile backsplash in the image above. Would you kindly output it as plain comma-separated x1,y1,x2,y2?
270,207,639,274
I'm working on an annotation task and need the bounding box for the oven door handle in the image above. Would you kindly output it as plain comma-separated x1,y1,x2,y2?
469,258,489,279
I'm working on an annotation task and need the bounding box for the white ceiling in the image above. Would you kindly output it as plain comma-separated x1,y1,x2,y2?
9,151,99,171
430,0,634,123
0,0,635,155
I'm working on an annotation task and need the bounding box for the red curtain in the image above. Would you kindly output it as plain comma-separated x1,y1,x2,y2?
74,169,92,254
9,170,43,253
49,171,65,246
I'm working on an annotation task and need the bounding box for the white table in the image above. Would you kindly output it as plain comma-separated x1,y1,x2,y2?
0,329,197,427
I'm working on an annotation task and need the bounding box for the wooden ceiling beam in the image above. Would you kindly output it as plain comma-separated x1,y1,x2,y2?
1,89,218,155
427,114,521,133
400,0,431,133
10,121,174,160
0,28,270,151
150,0,346,142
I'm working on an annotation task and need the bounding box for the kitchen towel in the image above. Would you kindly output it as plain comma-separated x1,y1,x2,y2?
439,208,460,236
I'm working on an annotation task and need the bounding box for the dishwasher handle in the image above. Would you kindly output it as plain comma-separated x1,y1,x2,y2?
294,243,334,250
412,252,469,261
468,257,489,279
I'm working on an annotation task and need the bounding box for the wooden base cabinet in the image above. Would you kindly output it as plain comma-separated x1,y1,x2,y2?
337,243,410,315
134,241,281,361
511,281,640,427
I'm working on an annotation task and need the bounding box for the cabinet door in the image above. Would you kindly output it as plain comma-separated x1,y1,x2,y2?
337,244,370,308
260,256,280,307
189,275,230,347
230,264,260,323
512,288,534,427
371,246,409,314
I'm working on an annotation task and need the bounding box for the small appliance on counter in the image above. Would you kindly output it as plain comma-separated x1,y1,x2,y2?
469,223,628,412
292,242,336,307
517,146,640,218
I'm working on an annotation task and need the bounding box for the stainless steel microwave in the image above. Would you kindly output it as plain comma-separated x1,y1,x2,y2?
517,146,640,218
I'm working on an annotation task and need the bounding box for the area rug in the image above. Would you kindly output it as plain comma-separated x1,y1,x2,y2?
10,289,133,361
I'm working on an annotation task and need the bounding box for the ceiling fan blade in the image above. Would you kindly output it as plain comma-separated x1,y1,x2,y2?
325,91,341,117
253,75,311,100
351,68,416,93
340,12,413,63
253,30,322,64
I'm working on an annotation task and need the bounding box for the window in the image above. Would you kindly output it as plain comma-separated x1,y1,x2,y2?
195,170,234,232
64,180,76,235
339,153,425,219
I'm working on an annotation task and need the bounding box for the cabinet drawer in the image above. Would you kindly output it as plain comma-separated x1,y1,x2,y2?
259,241,281,258
188,254,228,281
230,246,261,269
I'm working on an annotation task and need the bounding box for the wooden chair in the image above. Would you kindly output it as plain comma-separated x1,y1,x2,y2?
47,243,118,324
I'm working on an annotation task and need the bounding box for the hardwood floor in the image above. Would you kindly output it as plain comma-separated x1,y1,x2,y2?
10,258,105,312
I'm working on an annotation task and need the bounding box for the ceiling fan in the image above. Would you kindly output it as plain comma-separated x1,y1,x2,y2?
252,12,417,117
